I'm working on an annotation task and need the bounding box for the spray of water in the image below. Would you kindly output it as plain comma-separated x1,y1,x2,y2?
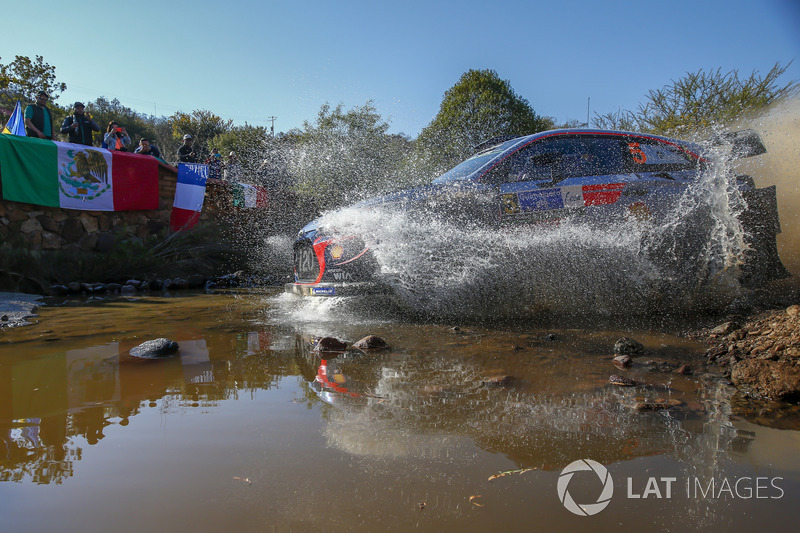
311,156,748,320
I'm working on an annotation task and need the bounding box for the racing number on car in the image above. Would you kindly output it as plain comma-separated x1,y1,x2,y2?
501,193,520,214
628,142,647,163
627,142,647,164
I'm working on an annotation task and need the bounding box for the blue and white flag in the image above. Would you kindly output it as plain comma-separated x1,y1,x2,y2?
171,163,208,231
2,101,26,136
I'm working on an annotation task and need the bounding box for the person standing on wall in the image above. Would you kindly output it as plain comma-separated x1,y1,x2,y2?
24,91,53,139
177,134,197,163
103,121,131,151
60,102,100,146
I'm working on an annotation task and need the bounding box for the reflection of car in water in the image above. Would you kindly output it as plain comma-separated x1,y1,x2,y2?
286,128,787,296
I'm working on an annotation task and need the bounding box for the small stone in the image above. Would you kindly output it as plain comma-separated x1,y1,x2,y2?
613,355,632,368
482,375,517,387
676,364,693,375
130,338,179,359
314,337,349,352
0,315,8,322
614,337,644,355
352,335,389,350
609,374,639,386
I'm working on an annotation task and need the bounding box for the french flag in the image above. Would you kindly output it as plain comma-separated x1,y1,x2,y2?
170,163,208,231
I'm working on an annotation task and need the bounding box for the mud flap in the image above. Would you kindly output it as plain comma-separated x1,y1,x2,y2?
739,185,791,288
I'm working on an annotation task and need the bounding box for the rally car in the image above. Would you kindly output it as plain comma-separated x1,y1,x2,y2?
286,128,787,297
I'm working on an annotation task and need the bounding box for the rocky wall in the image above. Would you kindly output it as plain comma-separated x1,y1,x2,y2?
0,163,206,252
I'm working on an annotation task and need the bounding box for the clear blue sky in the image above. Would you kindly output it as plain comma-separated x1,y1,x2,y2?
5,0,799,137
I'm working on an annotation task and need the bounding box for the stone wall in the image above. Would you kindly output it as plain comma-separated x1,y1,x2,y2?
0,162,186,252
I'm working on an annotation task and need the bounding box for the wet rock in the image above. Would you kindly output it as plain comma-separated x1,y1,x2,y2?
106,283,122,293
731,360,800,402
314,337,349,352
49,285,69,296
634,398,682,411
125,279,142,288
120,285,137,296
129,338,179,359
614,337,644,356
352,335,389,351
710,321,741,337
613,355,632,368
676,364,693,375
482,375,518,387
1,315,7,322
609,374,639,386
67,281,81,293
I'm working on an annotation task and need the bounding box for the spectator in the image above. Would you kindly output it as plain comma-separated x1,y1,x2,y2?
103,121,131,151
134,138,162,159
24,91,53,139
177,134,197,163
205,148,223,180
224,151,241,182
60,102,100,146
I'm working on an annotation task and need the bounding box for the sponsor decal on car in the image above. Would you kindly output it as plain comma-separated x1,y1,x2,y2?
311,287,336,296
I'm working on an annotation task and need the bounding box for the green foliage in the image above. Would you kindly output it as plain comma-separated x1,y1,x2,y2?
594,63,799,136
211,124,271,177
288,101,412,210
416,69,554,172
169,109,233,162
0,55,67,110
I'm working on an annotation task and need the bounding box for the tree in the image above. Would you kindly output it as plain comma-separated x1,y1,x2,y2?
416,69,554,172
288,101,411,210
594,63,799,136
0,55,67,111
168,110,233,162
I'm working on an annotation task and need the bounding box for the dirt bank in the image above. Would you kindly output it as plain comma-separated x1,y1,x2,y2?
703,304,800,402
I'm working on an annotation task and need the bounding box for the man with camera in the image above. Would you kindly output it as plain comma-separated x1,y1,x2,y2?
60,102,100,146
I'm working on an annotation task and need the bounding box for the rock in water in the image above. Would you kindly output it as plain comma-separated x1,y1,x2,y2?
130,338,180,359
314,337,349,352
352,335,389,350
614,337,644,355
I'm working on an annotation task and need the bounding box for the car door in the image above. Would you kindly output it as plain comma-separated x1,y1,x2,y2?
484,133,697,225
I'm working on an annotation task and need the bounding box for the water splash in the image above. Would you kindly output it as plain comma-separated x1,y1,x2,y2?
309,155,749,319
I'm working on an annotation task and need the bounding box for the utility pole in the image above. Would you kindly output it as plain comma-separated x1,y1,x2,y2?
586,97,590,128
267,116,277,137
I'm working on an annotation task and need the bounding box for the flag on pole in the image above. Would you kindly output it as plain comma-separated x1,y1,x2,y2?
170,163,208,231
0,134,159,210
2,101,26,136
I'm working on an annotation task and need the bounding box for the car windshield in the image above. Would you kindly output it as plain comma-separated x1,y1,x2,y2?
432,138,521,184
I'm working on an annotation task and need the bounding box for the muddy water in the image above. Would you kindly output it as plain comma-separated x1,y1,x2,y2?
0,289,799,532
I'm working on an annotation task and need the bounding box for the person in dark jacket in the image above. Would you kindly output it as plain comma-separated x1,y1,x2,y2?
24,91,53,139
60,102,100,146
177,134,197,163
134,138,162,159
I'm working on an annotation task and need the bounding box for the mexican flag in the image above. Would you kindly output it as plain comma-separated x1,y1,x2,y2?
0,134,158,210
231,182,269,208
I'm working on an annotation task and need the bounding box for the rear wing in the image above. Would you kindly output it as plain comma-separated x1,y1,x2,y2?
709,129,767,159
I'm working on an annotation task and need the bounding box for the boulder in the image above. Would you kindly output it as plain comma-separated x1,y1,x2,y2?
352,335,389,350
130,338,180,359
314,337,349,352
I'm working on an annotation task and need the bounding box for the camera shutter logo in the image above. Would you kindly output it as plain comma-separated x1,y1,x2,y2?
557,459,614,516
